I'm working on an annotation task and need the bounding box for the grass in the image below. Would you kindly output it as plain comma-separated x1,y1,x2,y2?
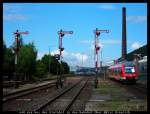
97,100,147,111
95,81,125,95
93,79,147,111
138,73,147,80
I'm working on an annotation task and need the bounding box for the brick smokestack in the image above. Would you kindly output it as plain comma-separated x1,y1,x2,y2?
122,7,127,60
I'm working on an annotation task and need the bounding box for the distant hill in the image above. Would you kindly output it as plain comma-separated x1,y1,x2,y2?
118,44,147,61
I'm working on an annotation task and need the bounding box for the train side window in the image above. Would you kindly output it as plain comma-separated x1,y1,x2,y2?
119,68,121,74
118,68,119,74
120,68,122,74
117,68,119,75
118,68,120,75
114,69,116,75
116,68,118,75
113,69,114,74
121,69,123,74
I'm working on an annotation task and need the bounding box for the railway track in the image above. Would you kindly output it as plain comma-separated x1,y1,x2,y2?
3,76,84,111
68,77,93,111
35,77,90,112
3,81,56,103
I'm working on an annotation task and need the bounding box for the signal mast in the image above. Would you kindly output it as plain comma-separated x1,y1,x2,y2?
13,29,29,88
56,29,73,88
93,28,110,88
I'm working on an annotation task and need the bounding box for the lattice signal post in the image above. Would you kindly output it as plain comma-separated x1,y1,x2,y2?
13,30,29,88
93,28,110,88
56,29,73,88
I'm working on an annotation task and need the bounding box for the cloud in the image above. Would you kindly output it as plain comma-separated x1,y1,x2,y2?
71,53,88,62
3,4,23,13
80,39,120,50
127,16,147,23
50,49,59,55
131,42,142,50
3,4,27,21
37,52,48,60
50,49,89,66
80,40,93,44
103,60,114,66
37,49,69,60
65,52,89,67
90,42,104,50
99,4,116,10
50,49,68,57
38,50,92,67
3,14,27,21
101,39,121,44
80,39,120,45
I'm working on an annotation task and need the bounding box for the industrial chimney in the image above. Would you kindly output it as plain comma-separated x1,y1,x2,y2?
122,7,127,60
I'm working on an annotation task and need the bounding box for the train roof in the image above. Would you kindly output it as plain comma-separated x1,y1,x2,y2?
108,61,135,69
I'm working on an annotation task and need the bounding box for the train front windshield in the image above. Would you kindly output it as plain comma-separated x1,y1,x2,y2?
125,67,135,73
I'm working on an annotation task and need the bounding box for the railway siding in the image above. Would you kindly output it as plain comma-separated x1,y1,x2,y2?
68,78,93,111
3,76,83,111
37,77,87,112
3,76,147,111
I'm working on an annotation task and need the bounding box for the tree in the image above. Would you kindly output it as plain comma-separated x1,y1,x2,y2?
3,42,7,55
61,61,70,74
35,60,47,78
3,42,15,80
50,56,60,75
41,54,50,73
17,42,37,80
41,54,61,75
10,37,24,53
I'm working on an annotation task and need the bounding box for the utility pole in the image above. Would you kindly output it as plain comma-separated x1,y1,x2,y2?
56,29,73,88
13,29,29,88
93,28,110,88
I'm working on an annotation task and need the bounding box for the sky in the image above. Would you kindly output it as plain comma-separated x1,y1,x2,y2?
3,3,147,68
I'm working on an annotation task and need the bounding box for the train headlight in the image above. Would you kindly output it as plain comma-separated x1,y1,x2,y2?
122,77,126,79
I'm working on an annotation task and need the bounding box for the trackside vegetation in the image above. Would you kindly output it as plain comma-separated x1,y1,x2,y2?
3,40,70,81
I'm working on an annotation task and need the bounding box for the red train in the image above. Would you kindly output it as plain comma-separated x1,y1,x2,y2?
107,61,138,83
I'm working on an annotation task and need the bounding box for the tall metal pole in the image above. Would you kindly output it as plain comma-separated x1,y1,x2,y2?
93,28,110,88
57,29,63,88
14,30,19,88
13,29,29,88
57,29,73,88
100,50,104,80
94,28,99,88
